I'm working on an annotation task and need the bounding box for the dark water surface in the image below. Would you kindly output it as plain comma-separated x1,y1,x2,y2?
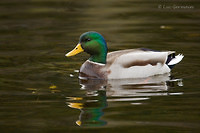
0,0,200,132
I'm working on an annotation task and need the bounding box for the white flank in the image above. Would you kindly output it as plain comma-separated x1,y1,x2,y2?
108,63,171,79
107,51,171,79
168,54,184,66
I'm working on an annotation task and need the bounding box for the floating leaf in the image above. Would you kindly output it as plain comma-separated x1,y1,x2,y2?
49,85,57,89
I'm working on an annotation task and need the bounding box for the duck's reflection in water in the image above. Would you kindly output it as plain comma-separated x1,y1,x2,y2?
66,79,107,127
66,74,183,127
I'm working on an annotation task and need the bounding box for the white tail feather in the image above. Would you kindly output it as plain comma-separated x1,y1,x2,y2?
168,54,184,65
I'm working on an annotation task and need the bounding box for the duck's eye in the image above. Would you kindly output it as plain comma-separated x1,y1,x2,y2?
85,38,91,42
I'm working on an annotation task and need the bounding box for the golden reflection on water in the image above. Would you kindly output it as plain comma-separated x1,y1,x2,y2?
66,74,183,127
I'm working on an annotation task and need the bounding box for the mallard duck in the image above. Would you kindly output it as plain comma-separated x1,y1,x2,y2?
66,31,184,79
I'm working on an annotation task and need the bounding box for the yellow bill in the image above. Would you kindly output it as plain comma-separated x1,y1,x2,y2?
65,43,84,57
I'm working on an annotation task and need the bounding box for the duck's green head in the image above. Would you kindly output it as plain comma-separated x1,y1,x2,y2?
66,31,107,64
